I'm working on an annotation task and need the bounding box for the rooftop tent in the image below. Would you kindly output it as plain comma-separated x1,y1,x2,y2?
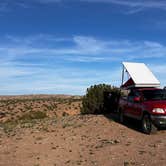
121,62,160,89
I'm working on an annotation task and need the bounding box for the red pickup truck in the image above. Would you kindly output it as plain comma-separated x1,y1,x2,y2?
118,88,166,134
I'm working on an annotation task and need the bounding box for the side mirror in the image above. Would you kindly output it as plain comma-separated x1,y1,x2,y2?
133,97,141,102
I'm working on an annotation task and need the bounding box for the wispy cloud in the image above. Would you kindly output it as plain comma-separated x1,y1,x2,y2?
0,34,166,94
84,0,166,8
0,61,121,95
1,0,166,13
1,34,166,61
28,0,164,14
36,0,62,4
0,0,61,13
82,0,166,12
148,64,166,87
26,0,166,11
0,3,10,12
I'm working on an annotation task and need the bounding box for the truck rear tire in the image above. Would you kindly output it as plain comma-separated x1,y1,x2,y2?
142,114,157,134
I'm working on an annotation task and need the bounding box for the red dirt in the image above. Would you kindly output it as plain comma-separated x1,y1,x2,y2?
0,96,165,166
0,115,166,166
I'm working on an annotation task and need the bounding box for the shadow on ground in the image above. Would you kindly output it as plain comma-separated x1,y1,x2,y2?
104,113,143,133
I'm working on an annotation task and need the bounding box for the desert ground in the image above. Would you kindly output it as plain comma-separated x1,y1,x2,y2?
0,95,166,166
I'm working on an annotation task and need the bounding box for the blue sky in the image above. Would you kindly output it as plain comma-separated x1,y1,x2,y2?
0,0,166,95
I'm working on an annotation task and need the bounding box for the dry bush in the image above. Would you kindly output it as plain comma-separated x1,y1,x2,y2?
19,111,47,121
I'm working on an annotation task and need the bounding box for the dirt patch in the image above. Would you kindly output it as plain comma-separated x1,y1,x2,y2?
0,95,82,122
0,95,165,166
0,114,165,166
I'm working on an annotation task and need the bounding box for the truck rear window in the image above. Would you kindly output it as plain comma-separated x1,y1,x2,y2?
142,89,166,101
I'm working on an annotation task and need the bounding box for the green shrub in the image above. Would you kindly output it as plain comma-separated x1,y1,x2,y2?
81,84,121,114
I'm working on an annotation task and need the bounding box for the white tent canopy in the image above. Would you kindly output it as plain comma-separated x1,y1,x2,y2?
122,62,160,88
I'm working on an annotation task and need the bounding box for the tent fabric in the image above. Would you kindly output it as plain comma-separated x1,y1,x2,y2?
122,62,160,88
121,78,135,88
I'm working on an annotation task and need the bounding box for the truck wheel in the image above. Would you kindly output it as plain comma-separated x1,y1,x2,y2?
142,114,157,134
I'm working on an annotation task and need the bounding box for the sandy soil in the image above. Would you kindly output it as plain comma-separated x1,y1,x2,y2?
0,96,166,166
0,95,81,122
